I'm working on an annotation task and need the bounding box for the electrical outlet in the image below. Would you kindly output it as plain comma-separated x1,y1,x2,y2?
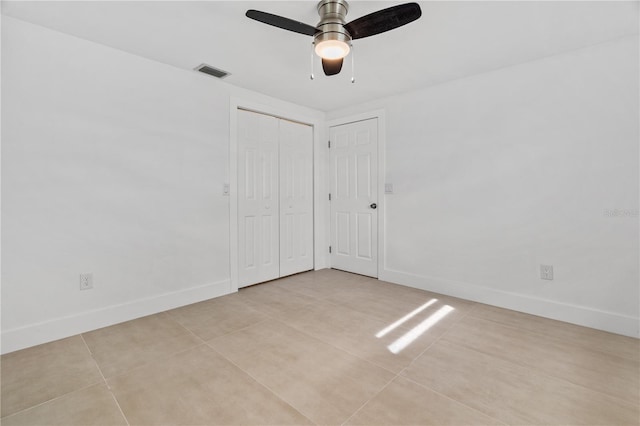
80,273,93,290
540,265,554,281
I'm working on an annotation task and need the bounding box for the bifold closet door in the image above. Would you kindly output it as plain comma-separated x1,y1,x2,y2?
279,119,313,277
238,110,280,287
237,110,314,288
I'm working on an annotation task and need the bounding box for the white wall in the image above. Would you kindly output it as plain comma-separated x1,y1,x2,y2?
1,16,325,353
3,14,637,354
328,35,639,337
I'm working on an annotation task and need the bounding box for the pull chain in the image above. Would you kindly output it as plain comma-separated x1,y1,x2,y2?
350,43,355,83
310,42,315,80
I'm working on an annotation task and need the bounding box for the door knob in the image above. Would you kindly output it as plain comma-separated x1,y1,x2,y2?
370,203,377,209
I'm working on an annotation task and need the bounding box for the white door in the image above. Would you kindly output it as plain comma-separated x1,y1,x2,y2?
279,119,314,277
238,110,280,287
330,118,378,277
237,109,314,288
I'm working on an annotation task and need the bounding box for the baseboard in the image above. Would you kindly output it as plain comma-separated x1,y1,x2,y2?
1,279,232,354
379,268,640,339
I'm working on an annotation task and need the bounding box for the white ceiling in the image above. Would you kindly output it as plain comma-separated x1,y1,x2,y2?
3,1,638,111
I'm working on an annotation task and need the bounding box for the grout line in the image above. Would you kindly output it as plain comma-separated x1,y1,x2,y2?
106,387,130,426
253,277,479,377
340,373,399,426
0,381,103,421
397,301,477,376
163,293,274,334
445,335,640,408
164,314,207,345
267,282,325,301
80,334,130,426
203,341,318,426
77,316,206,382
399,375,508,426
439,314,640,405
466,308,640,363
274,317,400,376
426,338,640,410
80,334,108,384
103,342,209,382
201,298,396,426
201,317,273,343
187,288,401,375
8,269,633,424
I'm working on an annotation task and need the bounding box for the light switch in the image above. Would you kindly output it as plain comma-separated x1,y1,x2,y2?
385,183,394,194
223,183,230,196
540,265,553,280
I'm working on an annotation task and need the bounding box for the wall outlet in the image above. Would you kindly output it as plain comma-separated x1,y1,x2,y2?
540,265,554,281
80,273,93,290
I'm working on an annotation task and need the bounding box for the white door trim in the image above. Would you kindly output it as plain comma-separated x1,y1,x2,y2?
230,97,325,292
326,109,386,278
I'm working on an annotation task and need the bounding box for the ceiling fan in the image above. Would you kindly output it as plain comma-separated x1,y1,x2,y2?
246,0,422,77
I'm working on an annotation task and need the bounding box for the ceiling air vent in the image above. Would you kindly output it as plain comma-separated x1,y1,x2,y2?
194,64,230,79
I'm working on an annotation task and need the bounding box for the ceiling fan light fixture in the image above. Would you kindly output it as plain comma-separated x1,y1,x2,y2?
246,0,422,76
315,39,350,59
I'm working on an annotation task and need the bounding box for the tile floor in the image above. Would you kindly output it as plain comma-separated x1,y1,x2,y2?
2,269,639,425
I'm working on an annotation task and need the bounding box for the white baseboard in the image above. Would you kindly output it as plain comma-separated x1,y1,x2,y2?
1,279,232,354
379,269,640,339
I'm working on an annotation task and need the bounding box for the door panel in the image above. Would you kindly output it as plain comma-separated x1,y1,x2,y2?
238,110,314,287
336,211,350,255
244,216,256,268
238,110,280,287
356,153,372,198
356,213,372,259
279,119,314,277
330,118,378,277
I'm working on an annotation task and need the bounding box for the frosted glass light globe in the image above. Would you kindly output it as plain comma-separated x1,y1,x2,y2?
315,39,350,59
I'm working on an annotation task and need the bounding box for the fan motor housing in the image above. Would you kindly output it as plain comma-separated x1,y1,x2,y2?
315,0,351,45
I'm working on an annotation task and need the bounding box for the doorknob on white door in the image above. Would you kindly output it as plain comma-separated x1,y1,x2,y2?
370,203,377,209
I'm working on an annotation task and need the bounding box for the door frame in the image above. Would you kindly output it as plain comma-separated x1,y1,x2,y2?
229,98,325,292
326,109,386,278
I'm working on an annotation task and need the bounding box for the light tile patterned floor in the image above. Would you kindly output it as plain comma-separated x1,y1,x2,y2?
2,269,639,425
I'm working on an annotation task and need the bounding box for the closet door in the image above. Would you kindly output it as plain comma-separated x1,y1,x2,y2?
238,110,280,287
279,119,314,277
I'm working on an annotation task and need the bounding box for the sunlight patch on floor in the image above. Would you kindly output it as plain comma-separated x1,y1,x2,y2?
387,305,454,354
375,299,438,338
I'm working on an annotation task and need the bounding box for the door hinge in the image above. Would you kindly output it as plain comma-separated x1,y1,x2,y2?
329,193,332,201
328,140,331,148
329,246,332,253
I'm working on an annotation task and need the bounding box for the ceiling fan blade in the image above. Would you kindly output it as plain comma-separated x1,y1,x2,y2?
344,3,422,40
246,10,318,36
322,58,343,76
